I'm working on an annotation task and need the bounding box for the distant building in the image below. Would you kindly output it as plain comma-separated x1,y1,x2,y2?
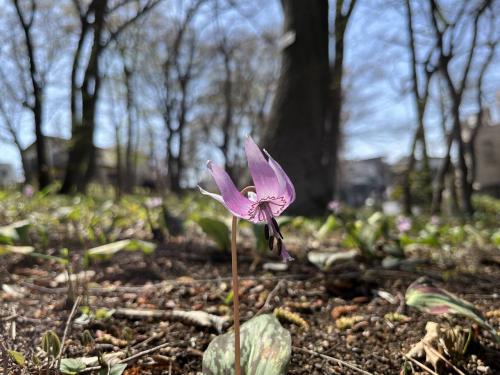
0,163,16,187
474,123,500,195
24,136,156,187
338,157,390,207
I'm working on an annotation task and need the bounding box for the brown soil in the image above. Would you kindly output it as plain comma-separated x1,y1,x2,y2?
1,242,499,375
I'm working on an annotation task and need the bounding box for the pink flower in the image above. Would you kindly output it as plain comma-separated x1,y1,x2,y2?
199,136,295,262
145,197,163,209
327,200,340,213
396,216,412,233
23,184,34,198
430,215,440,226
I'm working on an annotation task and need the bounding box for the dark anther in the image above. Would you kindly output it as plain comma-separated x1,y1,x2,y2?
264,224,270,240
268,236,275,251
277,238,283,253
271,218,283,238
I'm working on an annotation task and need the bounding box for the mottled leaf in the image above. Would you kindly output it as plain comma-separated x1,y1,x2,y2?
307,250,357,271
194,217,230,252
86,239,156,260
8,350,25,366
42,330,61,358
0,220,30,245
317,215,337,239
0,245,35,255
60,358,86,374
99,363,127,375
405,277,498,339
202,314,291,375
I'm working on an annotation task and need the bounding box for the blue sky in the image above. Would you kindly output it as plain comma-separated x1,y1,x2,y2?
1,0,498,178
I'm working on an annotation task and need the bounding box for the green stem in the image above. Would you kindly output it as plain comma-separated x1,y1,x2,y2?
231,186,255,375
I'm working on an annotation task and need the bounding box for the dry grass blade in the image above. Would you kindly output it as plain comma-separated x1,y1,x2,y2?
57,296,82,369
293,346,373,375
423,344,466,375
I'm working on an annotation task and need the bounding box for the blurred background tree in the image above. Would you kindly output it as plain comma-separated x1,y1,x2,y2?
0,0,498,216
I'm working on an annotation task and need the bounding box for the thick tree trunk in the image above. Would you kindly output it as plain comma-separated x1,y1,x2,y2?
264,0,330,215
13,0,51,189
60,0,107,194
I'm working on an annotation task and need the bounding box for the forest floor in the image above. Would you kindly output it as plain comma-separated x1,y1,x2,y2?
1,191,499,374
1,240,499,374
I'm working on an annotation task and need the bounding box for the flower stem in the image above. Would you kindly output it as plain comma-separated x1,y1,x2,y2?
231,186,255,375
231,215,242,375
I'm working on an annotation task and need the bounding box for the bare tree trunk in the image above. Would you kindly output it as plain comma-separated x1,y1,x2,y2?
0,102,31,183
124,65,136,189
60,0,161,194
220,40,234,178
402,0,434,214
12,0,51,189
61,0,107,194
325,0,356,201
264,0,330,215
429,0,491,215
114,120,123,198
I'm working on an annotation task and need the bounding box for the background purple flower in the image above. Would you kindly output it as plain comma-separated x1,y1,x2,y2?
396,216,412,233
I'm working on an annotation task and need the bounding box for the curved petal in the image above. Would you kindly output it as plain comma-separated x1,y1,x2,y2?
244,136,282,200
263,149,295,204
202,161,254,220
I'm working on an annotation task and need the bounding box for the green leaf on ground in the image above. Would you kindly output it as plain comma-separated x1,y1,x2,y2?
60,358,86,374
194,217,230,251
8,350,25,366
406,277,498,339
203,314,291,375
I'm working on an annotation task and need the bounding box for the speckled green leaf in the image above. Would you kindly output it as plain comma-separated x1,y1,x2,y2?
406,277,498,340
194,217,230,252
202,314,291,375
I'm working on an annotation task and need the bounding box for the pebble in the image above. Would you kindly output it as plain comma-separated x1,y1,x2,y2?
477,365,490,373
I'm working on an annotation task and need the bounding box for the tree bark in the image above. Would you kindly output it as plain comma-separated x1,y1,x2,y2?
220,41,234,178
13,0,51,189
402,0,433,214
60,0,107,194
124,64,136,189
429,0,491,215
325,0,356,202
60,0,161,194
264,0,330,215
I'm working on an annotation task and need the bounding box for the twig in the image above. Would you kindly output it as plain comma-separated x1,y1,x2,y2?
404,355,439,375
20,274,312,295
423,344,466,375
80,341,175,373
293,346,373,375
255,280,284,316
0,341,9,375
56,296,82,371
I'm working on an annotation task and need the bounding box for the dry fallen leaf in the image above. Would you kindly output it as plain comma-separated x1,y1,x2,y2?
406,321,441,370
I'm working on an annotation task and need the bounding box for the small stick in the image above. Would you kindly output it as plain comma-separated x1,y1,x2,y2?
0,341,9,375
404,355,439,375
423,344,466,375
293,346,373,375
80,341,175,373
57,296,82,370
255,280,284,316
